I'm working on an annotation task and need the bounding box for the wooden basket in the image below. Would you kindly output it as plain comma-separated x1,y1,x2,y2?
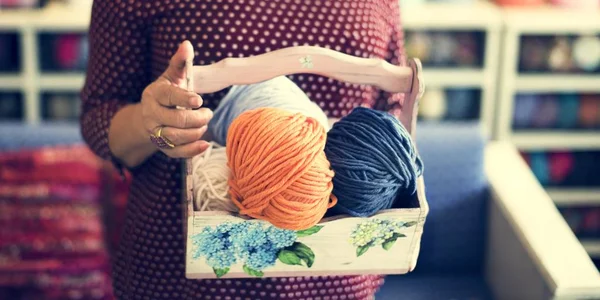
183,46,428,279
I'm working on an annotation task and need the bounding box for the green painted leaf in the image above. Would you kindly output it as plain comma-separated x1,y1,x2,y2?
403,221,417,227
296,225,324,237
382,238,397,251
278,250,303,266
213,268,229,278
291,242,315,268
242,265,264,277
393,233,407,238
356,245,370,257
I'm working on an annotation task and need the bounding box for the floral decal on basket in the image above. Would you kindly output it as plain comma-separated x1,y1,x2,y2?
349,219,416,257
191,221,322,278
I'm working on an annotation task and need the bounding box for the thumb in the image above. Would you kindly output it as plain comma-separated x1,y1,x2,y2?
163,40,194,85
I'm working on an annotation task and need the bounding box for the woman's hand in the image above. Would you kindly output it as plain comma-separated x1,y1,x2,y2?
108,41,212,168
140,41,212,158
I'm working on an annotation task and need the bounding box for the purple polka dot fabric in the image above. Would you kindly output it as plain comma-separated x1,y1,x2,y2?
80,0,407,299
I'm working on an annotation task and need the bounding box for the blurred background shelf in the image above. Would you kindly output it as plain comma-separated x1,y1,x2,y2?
401,1,501,132
0,2,90,123
582,240,600,258
0,2,91,30
401,1,502,30
502,6,600,34
495,4,600,262
0,1,503,130
38,74,85,90
0,75,23,89
511,132,600,150
550,189,600,206
423,69,487,87
514,75,600,92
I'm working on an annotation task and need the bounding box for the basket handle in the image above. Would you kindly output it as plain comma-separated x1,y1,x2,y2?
188,46,424,136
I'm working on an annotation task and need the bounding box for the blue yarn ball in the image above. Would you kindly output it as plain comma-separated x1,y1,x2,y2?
324,107,424,217
529,152,550,186
513,95,538,128
446,89,474,120
208,76,329,146
557,94,580,129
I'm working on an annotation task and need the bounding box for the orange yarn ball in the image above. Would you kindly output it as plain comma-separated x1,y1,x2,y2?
226,107,337,230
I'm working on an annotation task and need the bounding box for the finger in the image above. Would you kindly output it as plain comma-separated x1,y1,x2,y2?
157,107,213,129
162,40,194,86
161,126,208,146
163,140,210,158
154,81,203,108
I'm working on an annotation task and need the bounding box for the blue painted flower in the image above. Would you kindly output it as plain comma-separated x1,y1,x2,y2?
192,225,238,268
266,225,297,249
245,244,278,270
191,221,299,271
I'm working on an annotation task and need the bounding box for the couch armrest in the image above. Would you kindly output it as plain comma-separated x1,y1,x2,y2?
484,142,600,300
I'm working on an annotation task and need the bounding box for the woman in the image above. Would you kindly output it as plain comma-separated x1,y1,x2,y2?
81,1,407,299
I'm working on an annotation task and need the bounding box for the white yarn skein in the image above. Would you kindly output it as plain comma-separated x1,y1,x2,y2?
419,88,447,120
191,142,238,212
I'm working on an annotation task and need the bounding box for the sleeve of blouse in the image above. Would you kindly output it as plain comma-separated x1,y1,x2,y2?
79,1,150,168
374,0,407,118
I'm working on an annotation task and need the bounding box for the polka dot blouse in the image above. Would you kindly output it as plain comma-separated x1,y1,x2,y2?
80,0,406,299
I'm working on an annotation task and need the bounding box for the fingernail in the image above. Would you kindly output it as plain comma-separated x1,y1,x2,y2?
189,96,201,107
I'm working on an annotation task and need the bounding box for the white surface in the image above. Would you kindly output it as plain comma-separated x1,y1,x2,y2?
0,2,90,30
485,142,600,299
0,75,23,89
502,5,600,33
510,132,600,150
38,74,85,90
401,0,502,30
549,188,600,206
515,75,600,92
424,68,487,87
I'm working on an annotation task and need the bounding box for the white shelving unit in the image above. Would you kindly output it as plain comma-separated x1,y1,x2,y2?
495,6,600,258
0,2,91,124
401,1,502,133
496,6,600,148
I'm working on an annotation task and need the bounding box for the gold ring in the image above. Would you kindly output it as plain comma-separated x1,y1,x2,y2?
150,126,175,149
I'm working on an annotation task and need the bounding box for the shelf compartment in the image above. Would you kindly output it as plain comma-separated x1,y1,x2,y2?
40,91,81,122
512,92,600,131
38,32,88,73
405,30,486,69
0,31,22,73
0,91,24,121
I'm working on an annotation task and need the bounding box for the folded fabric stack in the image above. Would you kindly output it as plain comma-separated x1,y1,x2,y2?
0,145,119,300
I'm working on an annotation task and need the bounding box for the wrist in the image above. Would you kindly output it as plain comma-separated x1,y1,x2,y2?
108,103,157,168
